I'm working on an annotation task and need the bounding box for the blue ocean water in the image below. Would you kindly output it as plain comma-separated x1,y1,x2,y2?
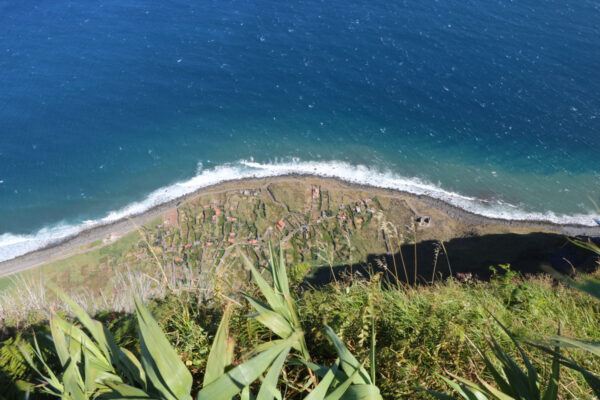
1,0,599,261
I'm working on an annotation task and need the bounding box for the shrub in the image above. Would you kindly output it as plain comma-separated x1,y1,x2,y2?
19,247,383,399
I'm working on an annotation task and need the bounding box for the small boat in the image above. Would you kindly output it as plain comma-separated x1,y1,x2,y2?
594,218,600,226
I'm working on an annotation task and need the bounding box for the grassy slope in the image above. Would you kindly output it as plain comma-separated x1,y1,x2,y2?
171,271,600,399
297,275,600,398
1,180,598,398
3,269,598,399
0,231,141,294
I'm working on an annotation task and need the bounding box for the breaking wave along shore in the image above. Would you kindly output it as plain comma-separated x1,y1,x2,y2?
0,159,597,263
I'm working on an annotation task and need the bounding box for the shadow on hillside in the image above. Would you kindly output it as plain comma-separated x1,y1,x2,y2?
304,232,599,286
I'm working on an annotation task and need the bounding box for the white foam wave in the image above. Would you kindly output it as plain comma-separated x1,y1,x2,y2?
0,159,597,263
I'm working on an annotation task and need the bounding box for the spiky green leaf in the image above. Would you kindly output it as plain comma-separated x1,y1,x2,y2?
339,385,382,400
275,244,290,298
135,297,192,400
323,362,363,400
241,253,291,321
102,380,157,399
256,345,290,400
324,326,371,385
204,305,234,387
303,360,340,400
243,295,294,339
197,333,300,400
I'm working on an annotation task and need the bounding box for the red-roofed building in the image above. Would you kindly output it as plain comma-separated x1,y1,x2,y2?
277,220,285,231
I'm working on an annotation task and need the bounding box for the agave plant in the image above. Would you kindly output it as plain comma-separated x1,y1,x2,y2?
240,243,310,361
425,317,560,400
18,285,149,399
19,286,186,399
239,243,382,399
20,245,382,400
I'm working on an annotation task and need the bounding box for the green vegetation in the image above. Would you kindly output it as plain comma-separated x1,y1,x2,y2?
1,253,599,398
0,231,141,294
418,237,600,399
1,180,587,316
11,247,383,400
426,318,561,399
0,181,599,399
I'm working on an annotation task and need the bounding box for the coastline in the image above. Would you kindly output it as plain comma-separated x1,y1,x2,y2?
1,174,599,278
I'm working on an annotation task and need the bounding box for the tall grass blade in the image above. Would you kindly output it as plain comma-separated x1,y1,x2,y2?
567,237,600,256
549,345,600,398
51,316,108,366
442,372,500,399
241,386,256,400
50,287,146,389
322,361,380,400
470,374,514,400
338,384,383,400
543,263,600,302
18,333,64,395
283,294,310,360
118,347,147,389
62,351,87,400
560,361,600,397
323,365,362,400
52,285,119,363
49,315,70,367
486,335,532,396
541,343,560,400
490,315,540,396
421,377,468,400
369,307,375,386
467,337,511,395
434,315,560,399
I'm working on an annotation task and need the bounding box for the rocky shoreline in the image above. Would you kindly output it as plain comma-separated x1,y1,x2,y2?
1,175,598,278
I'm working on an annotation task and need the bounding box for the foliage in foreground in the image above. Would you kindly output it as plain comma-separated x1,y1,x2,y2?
423,238,600,399
532,238,600,397
18,246,382,400
297,268,599,399
1,250,599,398
424,319,560,400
